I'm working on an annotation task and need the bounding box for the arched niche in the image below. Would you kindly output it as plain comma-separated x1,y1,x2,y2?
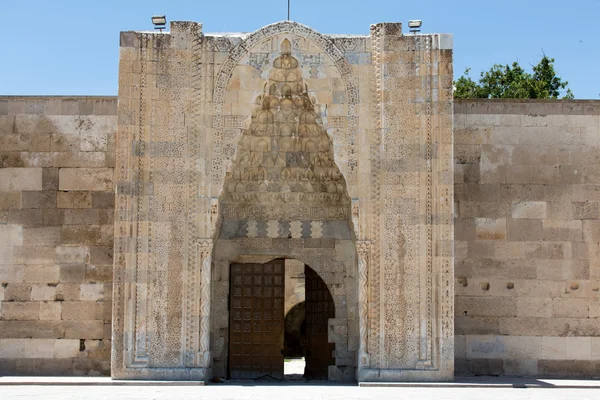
206,24,359,382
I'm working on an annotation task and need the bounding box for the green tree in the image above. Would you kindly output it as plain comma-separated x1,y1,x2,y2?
454,55,573,99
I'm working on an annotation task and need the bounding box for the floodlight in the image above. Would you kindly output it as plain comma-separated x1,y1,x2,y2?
408,20,422,33
152,15,167,32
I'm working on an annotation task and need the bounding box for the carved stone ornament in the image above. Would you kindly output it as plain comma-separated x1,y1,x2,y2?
356,240,370,368
198,239,213,367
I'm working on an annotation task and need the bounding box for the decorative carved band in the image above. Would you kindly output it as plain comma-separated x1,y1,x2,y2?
368,23,383,368
198,239,213,367
357,240,370,368
131,33,148,367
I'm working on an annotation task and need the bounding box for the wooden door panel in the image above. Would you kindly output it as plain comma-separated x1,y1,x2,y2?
229,260,284,380
304,265,335,379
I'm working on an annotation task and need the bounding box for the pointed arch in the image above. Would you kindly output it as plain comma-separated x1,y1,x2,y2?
211,21,359,187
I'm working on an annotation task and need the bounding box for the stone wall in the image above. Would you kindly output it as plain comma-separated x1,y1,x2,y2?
454,99,600,377
0,96,116,375
2,95,599,380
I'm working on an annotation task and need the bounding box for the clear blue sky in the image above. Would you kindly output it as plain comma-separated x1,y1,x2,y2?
2,0,599,98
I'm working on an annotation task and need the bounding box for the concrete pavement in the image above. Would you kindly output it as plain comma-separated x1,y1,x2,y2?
1,383,600,400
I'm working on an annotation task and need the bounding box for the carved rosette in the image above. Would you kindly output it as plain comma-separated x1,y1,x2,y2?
356,240,370,368
198,239,213,367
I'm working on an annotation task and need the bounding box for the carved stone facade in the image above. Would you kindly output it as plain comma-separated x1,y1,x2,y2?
112,20,454,381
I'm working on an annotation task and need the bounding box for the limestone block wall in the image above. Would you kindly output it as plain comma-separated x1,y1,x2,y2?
0,96,116,375
454,99,600,378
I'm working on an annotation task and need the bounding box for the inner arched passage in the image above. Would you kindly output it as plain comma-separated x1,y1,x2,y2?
227,260,335,380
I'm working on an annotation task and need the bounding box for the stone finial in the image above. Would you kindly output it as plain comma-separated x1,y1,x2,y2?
356,240,371,257
370,22,403,37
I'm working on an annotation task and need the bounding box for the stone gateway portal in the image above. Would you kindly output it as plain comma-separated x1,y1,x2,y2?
111,20,454,382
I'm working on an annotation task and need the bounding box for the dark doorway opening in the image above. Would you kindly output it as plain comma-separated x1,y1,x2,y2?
228,259,335,381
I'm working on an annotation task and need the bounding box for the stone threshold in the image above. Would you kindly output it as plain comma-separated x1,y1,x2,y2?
359,377,600,389
0,377,204,386
1,376,599,388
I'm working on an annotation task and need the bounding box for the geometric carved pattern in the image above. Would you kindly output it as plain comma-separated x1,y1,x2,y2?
132,33,148,367
198,239,213,368
184,23,206,369
356,240,370,369
368,23,383,368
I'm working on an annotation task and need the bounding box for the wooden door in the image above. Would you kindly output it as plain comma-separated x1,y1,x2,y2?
229,260,284,379
304,265,335,379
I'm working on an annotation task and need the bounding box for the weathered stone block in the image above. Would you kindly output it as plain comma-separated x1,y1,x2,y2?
89,246,113,266
543,219,582,242
62,301,102,320
0,224,23,264
538,360,600,378
39,302,61,320
59,264,86,283
553,298,590,318
4,283,31,301
503,359,538,377
565,337,592,360
517,298,552,318
582,220,600,242
63,209,100,225
54,339,81,358
16,358,74,376
61,225,101,245
91,192,114,209
0,193,21,210
0,168,42,191
63,320,104,339
58,168,113,191
592,338,600,360
455,297,516,317
41,168,59,192
22,226,61,247
0,321,64,339
8,209,44,227
73,358,110,376
507,219,543,241
542,336,566,360
55,284,80,301
511,201,547,219
80,132,107,152
79,283,104,301
0,339,54,359
21,191,57,209
13,115,55,134
21,266,59,285
13,246,55,264
572,201,599,220
1,302,40,320
57,191,92,209
475,218,506,240
31,285,57,301
85,265,112,283
55,246,88,264
454,316,499,335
